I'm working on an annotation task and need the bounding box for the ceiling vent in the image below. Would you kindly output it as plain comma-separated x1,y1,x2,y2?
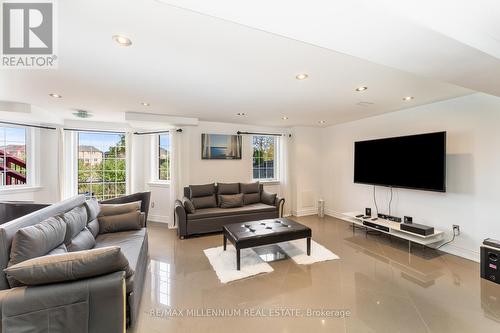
356,102,375,107
72,110,93,118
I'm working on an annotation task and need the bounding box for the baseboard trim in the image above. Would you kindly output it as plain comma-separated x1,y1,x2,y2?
325,209,480,263
148,214,169,224
292,208,318,217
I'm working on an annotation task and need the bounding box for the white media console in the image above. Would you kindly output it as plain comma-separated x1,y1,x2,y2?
340,212,445,252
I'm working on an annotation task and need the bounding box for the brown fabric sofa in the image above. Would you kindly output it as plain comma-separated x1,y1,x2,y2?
175,182,284,238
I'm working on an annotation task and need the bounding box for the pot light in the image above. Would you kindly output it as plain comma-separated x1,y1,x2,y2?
295,73,308,80
355,86,368,92
112,35,132,47
403,96,415,101
236,112,246,116
318,120,326,124
49,93,62,98
282,116,288,120
140,102,150,106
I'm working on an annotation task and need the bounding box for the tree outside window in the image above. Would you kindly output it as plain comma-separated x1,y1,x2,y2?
252,135,277,180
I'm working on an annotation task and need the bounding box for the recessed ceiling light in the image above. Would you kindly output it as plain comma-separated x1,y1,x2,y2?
355,86,368,92
403,96,415,101
140,102,150,106
295,73,308,80
236,112,246,116
282,116,288,120
112,35,132,47
318,120,326,124
49,93,62,98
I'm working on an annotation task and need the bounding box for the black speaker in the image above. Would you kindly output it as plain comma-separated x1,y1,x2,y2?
404,216,413,224
365,208,372,217
482,239,500,284
400,223,434,236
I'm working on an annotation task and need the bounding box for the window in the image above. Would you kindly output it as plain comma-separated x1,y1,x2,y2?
158,134,170,181
77,132,126,200
252,135,278,181
0,127,27,187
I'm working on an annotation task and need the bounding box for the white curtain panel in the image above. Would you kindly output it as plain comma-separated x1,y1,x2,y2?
168,130,183,228
126,132,134,195
57,128,66,201
279,134,291,216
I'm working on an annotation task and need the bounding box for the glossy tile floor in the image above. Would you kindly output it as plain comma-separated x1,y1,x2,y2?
130,216,500,333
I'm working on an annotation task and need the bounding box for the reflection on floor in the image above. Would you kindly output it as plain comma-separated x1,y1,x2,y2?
129,215,500,333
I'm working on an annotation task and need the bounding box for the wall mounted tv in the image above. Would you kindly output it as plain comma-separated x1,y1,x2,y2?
354,132,446,192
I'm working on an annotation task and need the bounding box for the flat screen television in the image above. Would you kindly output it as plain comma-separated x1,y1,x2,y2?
354,132,446,192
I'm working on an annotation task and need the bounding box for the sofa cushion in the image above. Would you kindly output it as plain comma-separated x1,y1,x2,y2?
95,229,147,293
183,198,196,214
192,195,217,209
67,228,96,252
60,205,88,245
187,203,276,220
261,191,277,206
217,183,239,195
98,211,143,234
84,198,100,221
87,218,99,238
240,182,260,194
8,216,66,267
46,243,68,256
189,183,215,198
218,194,244,208
243,192,261,205
4,246,133,287
99,201,141,217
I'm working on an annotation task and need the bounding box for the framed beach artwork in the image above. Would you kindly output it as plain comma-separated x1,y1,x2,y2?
201,134,242,160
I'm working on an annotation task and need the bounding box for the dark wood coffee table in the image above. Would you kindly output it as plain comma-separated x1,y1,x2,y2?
223,218,312,270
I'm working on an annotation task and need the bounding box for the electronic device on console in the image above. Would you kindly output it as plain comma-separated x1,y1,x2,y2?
363,221,389,232
365,208,372,217
404,216,413,224
481,239,500,285
400,223,434,236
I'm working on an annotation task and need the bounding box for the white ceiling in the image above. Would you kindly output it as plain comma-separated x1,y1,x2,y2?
2,0,493,127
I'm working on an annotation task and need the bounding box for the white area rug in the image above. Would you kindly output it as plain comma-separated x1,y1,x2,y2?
204,240,339,283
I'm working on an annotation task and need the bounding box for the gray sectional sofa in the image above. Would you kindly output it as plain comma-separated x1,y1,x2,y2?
175,182,284,238
0,192,150,333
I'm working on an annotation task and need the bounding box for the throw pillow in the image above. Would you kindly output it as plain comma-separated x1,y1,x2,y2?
240,182,260,194
84,198,100,221
60,205,88,245
218,194,244,208
191,195,217,209
243,192,261,205
67,228,96,252
99,201,141,217
261,191,277,206
87,218,100,238
98,210,143,234
217,183,239,195
189,183,215,198
183,198,196,214
8,216,66,267
4,246,134,287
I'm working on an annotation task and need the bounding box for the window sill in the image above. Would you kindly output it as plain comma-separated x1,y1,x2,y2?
254,180,281,185
0,185,42,194
147,182,170,188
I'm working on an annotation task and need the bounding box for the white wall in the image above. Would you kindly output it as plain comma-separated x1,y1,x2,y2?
289,127,323,216
321,93,500,261
145,121,286,224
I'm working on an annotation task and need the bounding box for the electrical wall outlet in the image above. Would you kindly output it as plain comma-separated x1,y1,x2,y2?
151,202,155,208
453,224,460,235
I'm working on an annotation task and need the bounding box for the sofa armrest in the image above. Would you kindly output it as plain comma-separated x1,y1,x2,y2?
175,199,188,239
275,197,285,217
0,271,126,333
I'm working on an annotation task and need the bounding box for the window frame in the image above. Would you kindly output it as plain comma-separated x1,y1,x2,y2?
76,131,128,200
150,133,171,185
0,126,34,190
251,134,279,182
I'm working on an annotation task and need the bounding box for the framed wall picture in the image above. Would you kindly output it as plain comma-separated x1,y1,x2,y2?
201,134,242,160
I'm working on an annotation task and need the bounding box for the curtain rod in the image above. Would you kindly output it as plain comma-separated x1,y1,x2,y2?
237,131,284,137
133,129,183,135
63,128,126,134
0,120,57,130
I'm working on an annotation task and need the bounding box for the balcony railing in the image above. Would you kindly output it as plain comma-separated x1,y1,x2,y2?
0,149,27,185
